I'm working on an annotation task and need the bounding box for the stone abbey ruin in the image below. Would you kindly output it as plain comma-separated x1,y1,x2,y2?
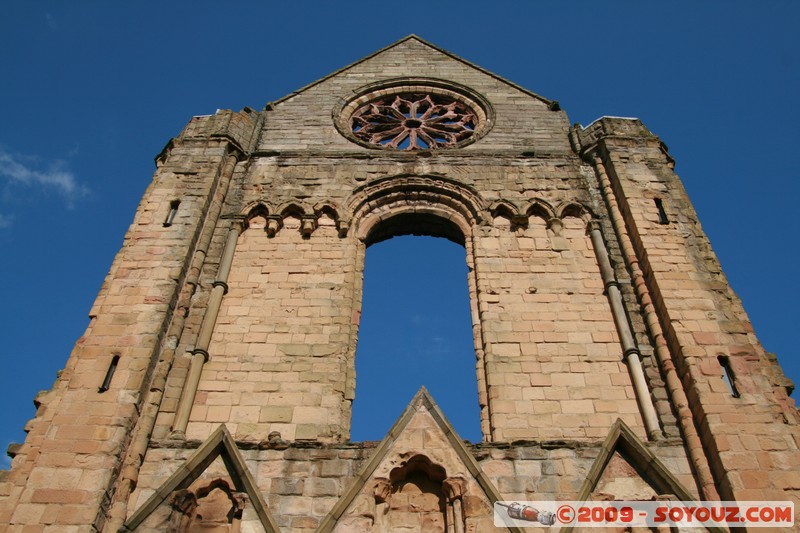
1,36,798,532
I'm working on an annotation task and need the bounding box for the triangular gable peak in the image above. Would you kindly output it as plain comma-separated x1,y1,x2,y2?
257,36,571,154
123,425,279,533
269,35,556,109
569,419,725,533
576,419,698,503
318,387,523,533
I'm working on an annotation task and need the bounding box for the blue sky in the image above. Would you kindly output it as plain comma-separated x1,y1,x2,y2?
1,2,799,458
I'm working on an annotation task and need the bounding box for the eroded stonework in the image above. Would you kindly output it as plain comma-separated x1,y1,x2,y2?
1,36,798,532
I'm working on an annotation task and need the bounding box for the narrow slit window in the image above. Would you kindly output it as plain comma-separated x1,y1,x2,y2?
99,355,120,393
718,356,740,398
163,199,181,227
655,198,669,225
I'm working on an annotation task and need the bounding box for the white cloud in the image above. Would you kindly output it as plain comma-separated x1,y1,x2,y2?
0,148,89,207
0,214,12,229
425,336,452,356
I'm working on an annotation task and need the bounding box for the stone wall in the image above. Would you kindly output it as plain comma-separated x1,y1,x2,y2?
2,36,798,532
126,436,698,532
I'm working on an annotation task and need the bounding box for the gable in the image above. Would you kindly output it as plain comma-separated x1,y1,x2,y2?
575,419,698,503
258,36,572,154
123,425,279,533
593,451,661,501
318,387,523,533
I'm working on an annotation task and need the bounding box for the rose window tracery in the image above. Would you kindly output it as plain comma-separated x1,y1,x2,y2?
351,93,477,150
335,80,492,151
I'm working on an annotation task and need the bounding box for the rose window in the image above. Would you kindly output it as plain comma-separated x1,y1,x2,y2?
335,80,492,151
350,93,479,150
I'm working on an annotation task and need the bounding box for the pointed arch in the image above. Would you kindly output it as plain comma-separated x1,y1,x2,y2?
275,201,316,238
241,202,270,226
277,201,313,218
556,201,593,222
488,199,521,228
240,200,273,219
525,199,556,222
314,201,348,237
313,200,341,221
238,202,274,233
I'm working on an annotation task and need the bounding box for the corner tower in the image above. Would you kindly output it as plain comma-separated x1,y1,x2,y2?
1,36,798,532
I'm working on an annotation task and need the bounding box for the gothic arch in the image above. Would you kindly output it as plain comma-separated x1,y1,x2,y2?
240,201,273,219
241,202,271,225
488,199,523,228
313,200,341,221
276,201,313,218
556,200,593,222
239,202,278,235
525,199,556,222
313,201,348,237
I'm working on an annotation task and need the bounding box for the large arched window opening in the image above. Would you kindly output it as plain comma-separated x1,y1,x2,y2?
351,214,481,443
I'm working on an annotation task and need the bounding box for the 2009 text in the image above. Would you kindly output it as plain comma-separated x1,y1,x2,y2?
494,500,795,528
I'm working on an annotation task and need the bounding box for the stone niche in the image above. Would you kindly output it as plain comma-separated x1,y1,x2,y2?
167,479,248,533
370,455,472,533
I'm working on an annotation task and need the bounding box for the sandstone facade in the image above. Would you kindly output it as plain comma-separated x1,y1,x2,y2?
1,36,798,532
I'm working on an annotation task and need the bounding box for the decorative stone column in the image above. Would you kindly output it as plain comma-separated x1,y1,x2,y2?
587,220,661,440
443,477,466,533
171,220,244,438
